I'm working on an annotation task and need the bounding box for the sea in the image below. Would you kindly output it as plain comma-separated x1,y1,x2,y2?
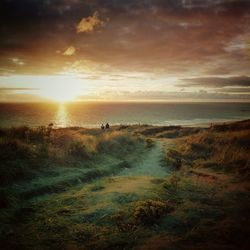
0,102,250,128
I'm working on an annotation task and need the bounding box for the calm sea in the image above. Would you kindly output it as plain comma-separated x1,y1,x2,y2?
0,102,250,128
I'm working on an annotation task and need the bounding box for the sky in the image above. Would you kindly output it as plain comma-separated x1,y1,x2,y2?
0,0,250,102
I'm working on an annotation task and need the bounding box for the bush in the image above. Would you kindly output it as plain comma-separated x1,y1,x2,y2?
132,199,172,226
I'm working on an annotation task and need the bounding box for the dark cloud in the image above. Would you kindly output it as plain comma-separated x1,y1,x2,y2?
179,76,250,88
216,87,250,93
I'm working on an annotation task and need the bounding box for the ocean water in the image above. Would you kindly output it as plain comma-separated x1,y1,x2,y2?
0,102,250,128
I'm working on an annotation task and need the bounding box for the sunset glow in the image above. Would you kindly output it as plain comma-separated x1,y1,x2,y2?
38,76,83,102
0,0,249,102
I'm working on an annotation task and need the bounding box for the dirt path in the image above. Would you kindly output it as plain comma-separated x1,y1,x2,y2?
119,141,170,177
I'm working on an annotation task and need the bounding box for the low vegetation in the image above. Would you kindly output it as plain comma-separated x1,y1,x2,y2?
181,120,250,177
0,126,146,213
1,120,250,249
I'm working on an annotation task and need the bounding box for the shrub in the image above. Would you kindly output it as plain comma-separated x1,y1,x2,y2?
132,199,172,226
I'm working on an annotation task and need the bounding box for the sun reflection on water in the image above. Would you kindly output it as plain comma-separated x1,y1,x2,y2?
55,104,69,127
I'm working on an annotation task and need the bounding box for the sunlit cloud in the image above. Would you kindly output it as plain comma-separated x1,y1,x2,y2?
0,87,39,91
76,11,106,33
63,46,76,56
0,0,249,102
0,74,86,102
10,58,25,66
77,89,250,102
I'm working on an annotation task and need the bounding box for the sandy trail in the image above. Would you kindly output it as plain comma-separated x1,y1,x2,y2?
119,141,170,177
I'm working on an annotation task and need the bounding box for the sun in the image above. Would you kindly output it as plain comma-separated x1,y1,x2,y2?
38,75,83,102
44,89,77,103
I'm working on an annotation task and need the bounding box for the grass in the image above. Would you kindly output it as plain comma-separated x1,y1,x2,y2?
0,120,250,249
0,126,147,221
181,125,250,177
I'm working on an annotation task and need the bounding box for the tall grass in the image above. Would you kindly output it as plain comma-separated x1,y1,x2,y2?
181,127,250,176
97,131,142,156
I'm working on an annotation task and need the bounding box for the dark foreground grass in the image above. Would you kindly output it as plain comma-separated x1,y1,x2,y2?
1,172,249,249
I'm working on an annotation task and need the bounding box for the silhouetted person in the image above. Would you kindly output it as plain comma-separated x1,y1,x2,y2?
105,123,110,129
101,124,105,130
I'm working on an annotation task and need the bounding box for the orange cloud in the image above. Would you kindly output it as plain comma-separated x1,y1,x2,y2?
76,11,106,33
63,46,76,56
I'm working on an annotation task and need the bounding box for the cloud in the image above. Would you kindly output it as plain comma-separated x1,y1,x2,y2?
11,58,25,66
63,46,76,56
76,11,106,33
179,76,250,88
0,87,43,102
0,0,249,103
0,0,249,77
0,93,48,102
216,87,250,93
77,90,250,102
0,87,39,91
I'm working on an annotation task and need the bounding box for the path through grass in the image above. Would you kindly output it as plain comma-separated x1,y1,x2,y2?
119,141,170,177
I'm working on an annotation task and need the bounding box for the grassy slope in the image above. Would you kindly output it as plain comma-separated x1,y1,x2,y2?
0,126,147,232
1,120,250,249
148,119,250,249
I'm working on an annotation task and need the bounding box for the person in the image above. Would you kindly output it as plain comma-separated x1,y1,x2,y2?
101,124,105,130
105,123,110,129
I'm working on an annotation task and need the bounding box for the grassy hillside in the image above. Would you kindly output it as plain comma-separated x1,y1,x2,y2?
0,126,147,228
162,119,250,176
159,119,250,249
0,120,250,249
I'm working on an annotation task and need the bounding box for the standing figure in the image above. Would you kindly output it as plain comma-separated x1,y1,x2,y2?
105,123,110,129
101,124,105,130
